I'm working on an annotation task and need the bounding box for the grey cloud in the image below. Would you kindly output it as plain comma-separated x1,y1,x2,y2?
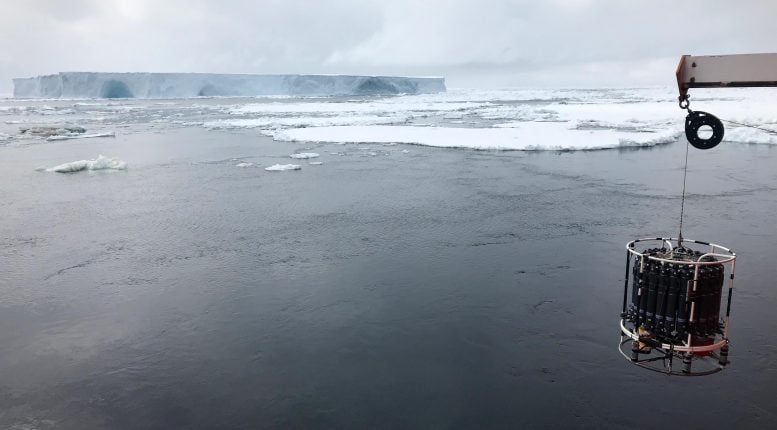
2,0,776,93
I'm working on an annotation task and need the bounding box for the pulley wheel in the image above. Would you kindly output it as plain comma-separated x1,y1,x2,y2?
685,111,724,150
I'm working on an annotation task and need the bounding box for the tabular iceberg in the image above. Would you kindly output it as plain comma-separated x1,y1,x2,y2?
13,72,446,99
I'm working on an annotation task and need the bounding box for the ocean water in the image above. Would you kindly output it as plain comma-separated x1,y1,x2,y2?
1,89,777,429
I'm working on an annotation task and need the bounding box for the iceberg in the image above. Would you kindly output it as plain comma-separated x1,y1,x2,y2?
13,72,446,99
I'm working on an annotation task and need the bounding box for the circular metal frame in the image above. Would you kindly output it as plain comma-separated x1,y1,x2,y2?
619,237,736,376
617,338,726,376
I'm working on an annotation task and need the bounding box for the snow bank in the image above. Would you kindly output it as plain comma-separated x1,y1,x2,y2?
273,123,682,151
14,72,446,98
45,155,127,173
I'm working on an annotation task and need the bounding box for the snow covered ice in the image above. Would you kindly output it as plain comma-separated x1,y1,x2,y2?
46,132,116,141
273,124,683,151
289,153,319,159
44,155,127,173
5,86,777,152
265,164,301,171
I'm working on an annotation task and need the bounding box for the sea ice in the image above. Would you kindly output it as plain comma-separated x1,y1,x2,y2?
289,153,319,159
724,127,777,145
265,164,301,171
45,155,127,173
308,161,323,165
273,123,682,151
46,132,116,141
21,126,86,138
204,115,408,130
235,162,255,167
229,100,483,115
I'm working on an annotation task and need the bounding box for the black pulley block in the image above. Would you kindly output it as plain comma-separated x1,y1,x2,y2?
685,111,724,150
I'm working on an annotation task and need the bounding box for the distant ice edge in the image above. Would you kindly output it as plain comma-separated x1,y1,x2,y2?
272,125,683,151
13,72,447,99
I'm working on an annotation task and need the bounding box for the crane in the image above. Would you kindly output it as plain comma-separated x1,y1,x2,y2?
676,53,777,149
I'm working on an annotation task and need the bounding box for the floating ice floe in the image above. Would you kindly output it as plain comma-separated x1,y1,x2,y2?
20,126,86,138
273,123,682,151
265,164,301,171
289,152,319,159
308,161,323,165
44,155,127,173
46,131,116,141
235,162,255,167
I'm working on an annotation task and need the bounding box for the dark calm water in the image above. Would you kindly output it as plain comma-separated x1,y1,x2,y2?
1,128,776,429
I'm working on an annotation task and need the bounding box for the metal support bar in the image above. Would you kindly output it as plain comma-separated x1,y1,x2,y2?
677,53,777,101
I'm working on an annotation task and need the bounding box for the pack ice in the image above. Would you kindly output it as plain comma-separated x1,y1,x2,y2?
13,72,446,99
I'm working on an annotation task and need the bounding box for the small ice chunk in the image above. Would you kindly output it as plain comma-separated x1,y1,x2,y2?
45,155,127,173
401,149,410,153
289,152,320,159
235,162,255,167
308,161,323,165
21,126,86,138
265,164,301,171
46,131,116,141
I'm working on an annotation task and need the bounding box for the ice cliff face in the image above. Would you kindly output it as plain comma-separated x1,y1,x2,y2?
13,72,446,98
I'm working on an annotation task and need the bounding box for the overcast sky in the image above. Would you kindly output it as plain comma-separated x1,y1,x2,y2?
2,0,776,93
